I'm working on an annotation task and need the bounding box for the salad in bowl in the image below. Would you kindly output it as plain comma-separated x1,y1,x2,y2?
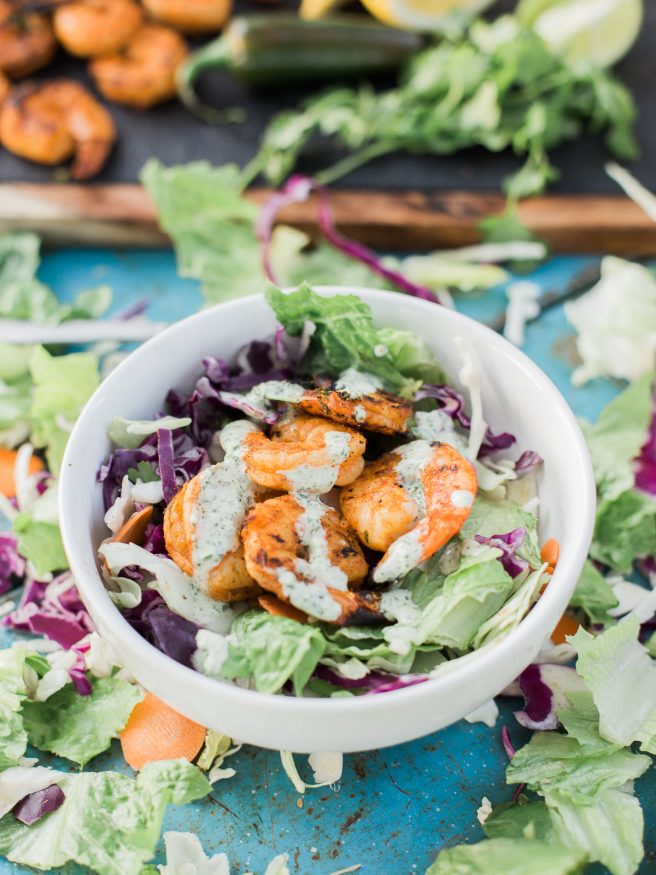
94,284,553,700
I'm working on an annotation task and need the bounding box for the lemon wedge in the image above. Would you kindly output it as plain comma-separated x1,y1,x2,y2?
518,0,643,67
359,0,496,31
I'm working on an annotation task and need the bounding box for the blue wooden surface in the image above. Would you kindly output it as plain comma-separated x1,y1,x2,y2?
1,249,652,875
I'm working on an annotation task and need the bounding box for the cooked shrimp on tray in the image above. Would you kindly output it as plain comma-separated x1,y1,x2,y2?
0,0,56,79
141,0,232,34
53,0,144,58
97,288,549,697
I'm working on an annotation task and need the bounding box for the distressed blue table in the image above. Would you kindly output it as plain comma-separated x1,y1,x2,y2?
1,250,653,875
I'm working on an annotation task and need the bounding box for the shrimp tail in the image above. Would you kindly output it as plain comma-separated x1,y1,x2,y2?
72,138,113,180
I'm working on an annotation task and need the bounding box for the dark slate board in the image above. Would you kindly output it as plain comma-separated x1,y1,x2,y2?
0,0,654,192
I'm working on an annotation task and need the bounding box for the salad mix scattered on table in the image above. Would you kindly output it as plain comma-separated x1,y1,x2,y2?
97,284,547,697
0,160,655,874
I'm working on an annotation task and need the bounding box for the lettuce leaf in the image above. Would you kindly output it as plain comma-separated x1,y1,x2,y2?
387,548,515,652
425,838,586,875
141,160,263,305
0,231,110,324
12,513,67,577
376,326,446,384
0,647,29,769
460,496,541,567
29,346,100,474
265,283,417,392
219,610,326,695
590,489,656,573
570,616,656,750
483,800,554,841
0,760,210,875
580,374,654,500
568,560,619,625
22,676,143,766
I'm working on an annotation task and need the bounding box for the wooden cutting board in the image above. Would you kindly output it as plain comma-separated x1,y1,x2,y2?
0,183,654,254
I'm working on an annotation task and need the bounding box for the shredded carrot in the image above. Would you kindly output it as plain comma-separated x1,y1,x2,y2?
551,613,580,645
0,447,43,499
258,593,308,624
540,538,560,571
120,691,206,770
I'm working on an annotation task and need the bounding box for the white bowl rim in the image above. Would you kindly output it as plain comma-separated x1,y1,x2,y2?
60,286,596,722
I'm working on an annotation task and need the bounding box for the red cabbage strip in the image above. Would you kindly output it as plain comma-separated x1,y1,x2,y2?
4,574,93,649
257,175,443,304
474,529,529,579
636,393,656,496
13,785,65,825
515,664,558,730
501,725,516,760
314,664,427,694
157,428,177,505
0,533,26,595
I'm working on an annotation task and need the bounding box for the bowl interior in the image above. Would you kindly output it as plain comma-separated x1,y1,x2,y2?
59,288,595,752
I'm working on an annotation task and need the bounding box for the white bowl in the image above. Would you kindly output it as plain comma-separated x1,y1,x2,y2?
59,287,595,753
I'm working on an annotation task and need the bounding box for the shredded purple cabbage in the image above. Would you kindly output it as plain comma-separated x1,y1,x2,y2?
256,175,443,304
143,523,166,555
475,529,529,579
4,573,93,648
515,664,559,730
636,394,656,497
514,450,544,477
314,664,427,694
501,725,516,760
416,383,516,458
157,428,177,505
122,590,199,668
13,785,65,825
0,533,26,595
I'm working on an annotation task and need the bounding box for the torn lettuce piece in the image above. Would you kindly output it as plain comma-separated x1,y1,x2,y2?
590,489,656,574
376,326,445,384
0,647,29,769
266,283,414,392
425,837,587,875
220,610,325,696
29,346,100,475
0,760,210,875
12,513,67,577
483,799,554,841
568,560,619,625
460,496,541,567
570,616,656,751
22,675,143,766
386,547,515,653
580,373,654,500
564,257,656,386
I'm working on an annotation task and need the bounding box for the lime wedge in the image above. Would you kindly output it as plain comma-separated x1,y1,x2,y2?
518,0,643,68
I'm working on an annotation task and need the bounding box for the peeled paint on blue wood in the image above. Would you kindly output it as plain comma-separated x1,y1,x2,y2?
0,250,653,875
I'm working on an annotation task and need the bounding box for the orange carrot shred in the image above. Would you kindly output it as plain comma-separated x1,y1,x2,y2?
540,538,560,569
551,613,580,645
120,692,206,771
258,593,308,624
0,447,43,499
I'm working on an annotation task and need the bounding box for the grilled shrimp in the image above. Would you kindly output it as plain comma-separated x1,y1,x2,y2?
164,420,262,603
0,80,116,179
140,0,231,34
0,1,56,79
297,380,412,436
53,0,143,58
242,493,382,625
164,477,259,603
243,414,366,493
89,24,187,109
340,441,477,583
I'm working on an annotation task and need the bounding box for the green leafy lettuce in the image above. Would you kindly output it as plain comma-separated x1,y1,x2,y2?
0,647,29,770
12,513,67,577
590,489,656,574
28,346,100,474
461,495,541,566
425,837,586,875
22,676,143,766
0,231,110,324
0,759,210,875
266,282,438,393
220,611,326,696
568,560,619,626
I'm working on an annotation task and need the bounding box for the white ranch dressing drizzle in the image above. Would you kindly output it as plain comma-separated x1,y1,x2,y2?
279,430,352,494
190,420,259,593
276,492,348,622
393,440,435,516
240,380,305,406
334,367,383,399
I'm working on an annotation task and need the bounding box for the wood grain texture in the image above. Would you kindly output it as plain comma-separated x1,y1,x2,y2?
0,183,655,253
